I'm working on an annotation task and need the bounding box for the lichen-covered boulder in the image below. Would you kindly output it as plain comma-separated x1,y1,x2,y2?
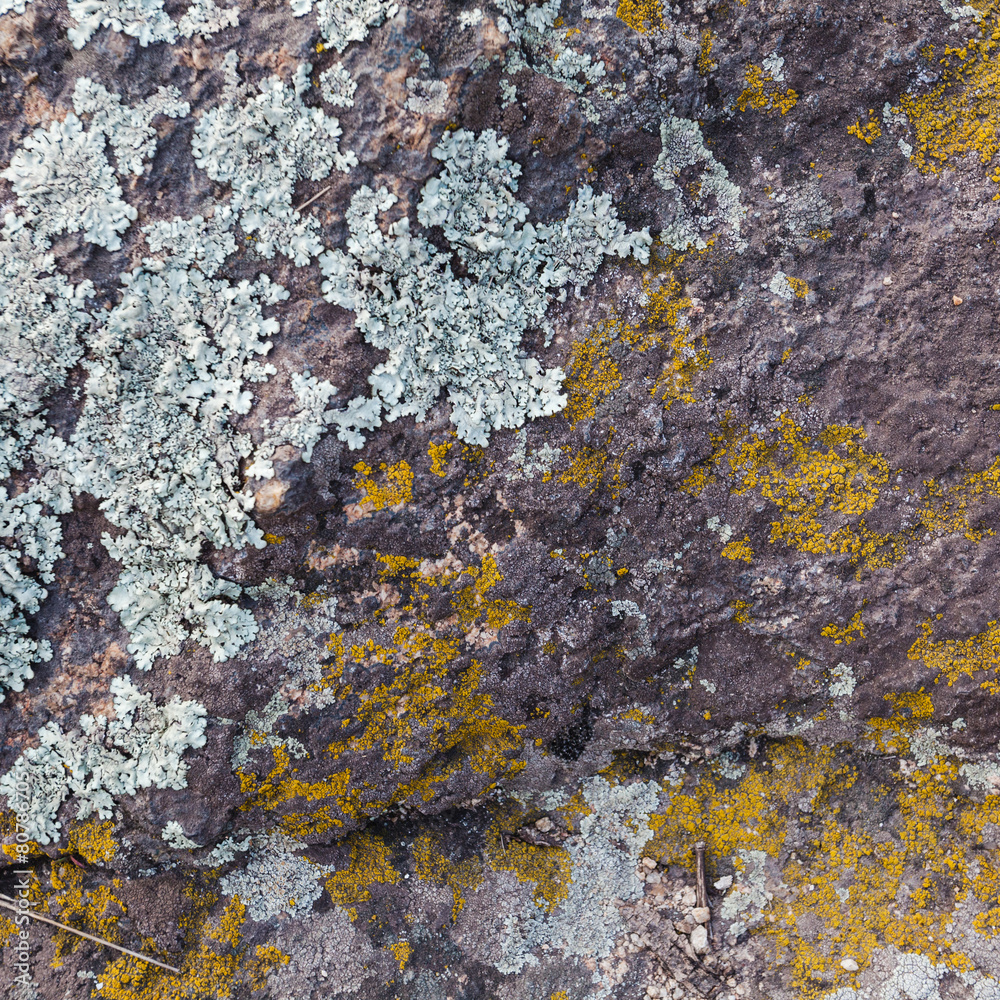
3,1,1000,998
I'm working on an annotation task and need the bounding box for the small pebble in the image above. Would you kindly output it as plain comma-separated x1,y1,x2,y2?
953,295,964,306
882,276,892,285
841,958,859,972
690,924,709,954
891,211,899,218
642,857,657,870
534,817,553,832
692,906,711,923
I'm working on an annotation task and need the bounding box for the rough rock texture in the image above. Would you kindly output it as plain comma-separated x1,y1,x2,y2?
3,1,1000,999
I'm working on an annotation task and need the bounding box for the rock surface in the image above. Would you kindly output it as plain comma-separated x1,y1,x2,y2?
1,1,1000,999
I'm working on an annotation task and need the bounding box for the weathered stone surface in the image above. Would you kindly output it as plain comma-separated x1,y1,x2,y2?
3,0,1000,998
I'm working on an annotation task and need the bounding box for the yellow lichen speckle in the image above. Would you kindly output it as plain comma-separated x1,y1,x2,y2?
899,19,1000,189
821,609,866,645
412,832,484,922
388,940,412,969
352,459,414,510
908,616,1000,693
325,832,401,916
615,0,662,32
721,535,753,562
737,64,798,115
847,111,882,145
428,439,453,477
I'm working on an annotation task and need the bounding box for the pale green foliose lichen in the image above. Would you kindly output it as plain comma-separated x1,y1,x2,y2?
319,127,651,447
60,209,286,670
290,0,398,51
318,63,358,108
192,53,357,265
0,213,94,698
219,832,330,921
65,0,238,48
655,115,745,251
0,676,207,844
2,78,188,251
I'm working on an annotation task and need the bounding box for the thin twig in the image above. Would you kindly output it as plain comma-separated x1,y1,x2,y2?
0,894,181,974
694,840,715,948
500,832,507,859
295,182,335,213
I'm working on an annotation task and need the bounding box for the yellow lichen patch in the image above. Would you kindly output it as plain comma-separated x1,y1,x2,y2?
64,819,117,865
352,459,414,510
485,821,573,912
908,616,1000,693
786,276,810,298
898,19,1000,185
94,896,289,999
644,740,832,869
683,412,892,561
554,443,620,495
615,0,662,32
697,29,716,75
821,609,866,645
325,832,401,915
452,554,531,630
388,940,412,969
562,321,623,426
863,690,935,755
616,706,656,725
428,440,453,477
412,832,484,922
721,535,753,562
847,111,882,145
552,992,571,1000
737,64,798,115
642,736,1000,997
48,860,126,967
263,532,285,544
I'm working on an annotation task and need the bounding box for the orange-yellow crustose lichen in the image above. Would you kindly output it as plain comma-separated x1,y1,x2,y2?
683,413,891,558
697,30,716,75
388,940,412,969
786,275,810,298
908,615,1000,693
452,554,532,630
737,63,798,115
898,18,1000,188
325,831,401,921
48,860,126,968
485,811,573,912
640,726,1000,999
821,609,866,645
681,410,1000,571
847,111,882,145
615,0,662,32
93,894,288,999
411,832,484,922
64,818,118,865
428,440,453,477
721,535,753,562
352,459,413,510
863,690,934,755
562,322,623,426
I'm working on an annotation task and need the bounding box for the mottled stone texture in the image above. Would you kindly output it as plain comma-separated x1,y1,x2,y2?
5,1,1000,999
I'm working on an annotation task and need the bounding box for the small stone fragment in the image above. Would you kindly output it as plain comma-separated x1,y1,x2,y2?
692,906,711,923
690,924,709,954
642,856,657,869
953,295,963,306
534,816,554,832
882,276,892,285
840,958,859,972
